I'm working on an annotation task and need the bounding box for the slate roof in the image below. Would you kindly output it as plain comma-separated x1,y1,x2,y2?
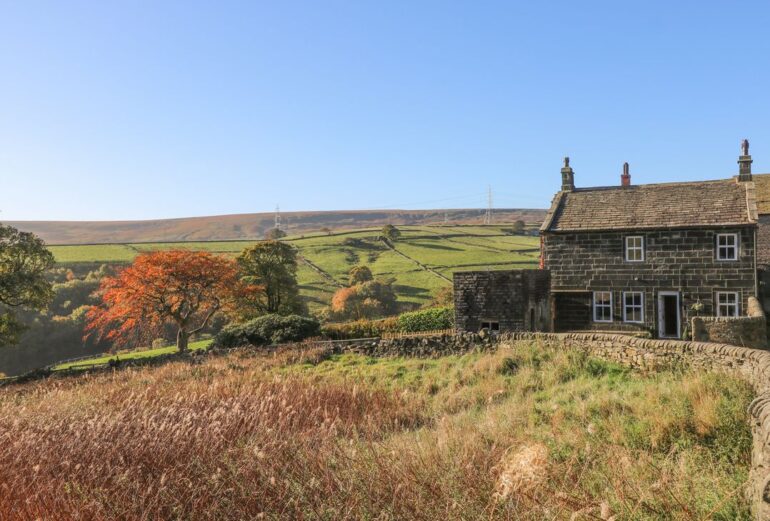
541,178,757,232
752,173,770,214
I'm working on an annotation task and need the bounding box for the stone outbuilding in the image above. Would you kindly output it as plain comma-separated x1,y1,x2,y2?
453,270,550,333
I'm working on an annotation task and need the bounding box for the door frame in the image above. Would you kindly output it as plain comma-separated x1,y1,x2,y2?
657,291,681,339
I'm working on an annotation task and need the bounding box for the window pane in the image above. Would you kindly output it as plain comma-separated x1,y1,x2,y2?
594,292,612,322
626,237,643,261
717,235,737,260
717,293,738,317
623,292,644,322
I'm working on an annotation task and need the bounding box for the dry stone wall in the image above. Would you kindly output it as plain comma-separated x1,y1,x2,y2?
692,296,768,349
692,316,767,348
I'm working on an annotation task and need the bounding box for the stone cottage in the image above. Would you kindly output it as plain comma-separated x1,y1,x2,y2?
456,141,767,342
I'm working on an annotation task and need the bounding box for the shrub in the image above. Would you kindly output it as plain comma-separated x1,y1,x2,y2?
380,224,400,241
396,306,454,333
214,314,320,348
321,317,398,340
348,265,373,286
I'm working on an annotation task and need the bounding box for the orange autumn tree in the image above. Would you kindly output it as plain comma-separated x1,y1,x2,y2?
86,250,242,352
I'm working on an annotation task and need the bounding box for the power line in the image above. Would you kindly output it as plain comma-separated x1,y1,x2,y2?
483,185,493,225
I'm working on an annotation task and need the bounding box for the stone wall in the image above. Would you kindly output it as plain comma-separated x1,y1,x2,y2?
692,316,767,348
542,227,757,334
453,269,550,333
692,296,768,349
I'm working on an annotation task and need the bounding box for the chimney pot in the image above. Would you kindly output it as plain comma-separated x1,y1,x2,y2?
738,138,753,182
621,162,631,187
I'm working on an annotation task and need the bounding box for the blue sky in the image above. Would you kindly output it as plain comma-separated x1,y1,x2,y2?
1,1,769,221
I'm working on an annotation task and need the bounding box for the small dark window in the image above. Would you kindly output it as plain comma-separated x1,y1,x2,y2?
481,321,500,332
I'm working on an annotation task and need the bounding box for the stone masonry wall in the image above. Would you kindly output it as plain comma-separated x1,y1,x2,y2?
692,316,767,348
692,295,768,349
552,292,591,332
543,227,757,334
453,269,550,333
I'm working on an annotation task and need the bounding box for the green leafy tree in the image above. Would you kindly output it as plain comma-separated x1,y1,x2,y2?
512,220,526,234
381,224,401,241
237,241,305,316
265,228,287,240
348,265,373,286
0,224,55,346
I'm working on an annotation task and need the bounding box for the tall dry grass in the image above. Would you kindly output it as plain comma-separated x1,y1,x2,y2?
0,342,754,520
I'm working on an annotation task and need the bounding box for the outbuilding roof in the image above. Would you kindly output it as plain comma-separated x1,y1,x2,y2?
540,178,757,232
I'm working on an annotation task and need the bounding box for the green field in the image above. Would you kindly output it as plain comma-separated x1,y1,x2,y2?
50,225,540,310
53,339,213,371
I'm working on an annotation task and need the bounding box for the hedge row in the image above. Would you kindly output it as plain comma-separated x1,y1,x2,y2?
396,306,454,332
321,317,398,340
321,307,454,339
215,308,456,346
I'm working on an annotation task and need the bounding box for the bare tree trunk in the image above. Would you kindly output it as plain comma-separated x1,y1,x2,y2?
177,328,189,353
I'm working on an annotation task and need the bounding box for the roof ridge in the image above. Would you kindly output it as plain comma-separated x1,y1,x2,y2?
573,178,734,192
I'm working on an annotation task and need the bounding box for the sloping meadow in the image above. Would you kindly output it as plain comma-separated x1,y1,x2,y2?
0,340,753,520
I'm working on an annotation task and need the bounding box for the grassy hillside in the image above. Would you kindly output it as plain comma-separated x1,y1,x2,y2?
0,340,752,520
48,225,541,310
7,208,546,244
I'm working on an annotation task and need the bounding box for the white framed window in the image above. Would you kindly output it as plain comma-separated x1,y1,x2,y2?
716,233,738,261
623,291,644,323
716,292,739,317
625,236,644,262
593,291,613,322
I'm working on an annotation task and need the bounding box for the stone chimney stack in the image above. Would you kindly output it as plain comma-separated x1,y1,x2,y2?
561,157,574,192
738,139,753,182
621,162,631,187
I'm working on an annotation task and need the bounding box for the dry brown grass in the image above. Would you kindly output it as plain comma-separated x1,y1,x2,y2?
0,341,754,520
